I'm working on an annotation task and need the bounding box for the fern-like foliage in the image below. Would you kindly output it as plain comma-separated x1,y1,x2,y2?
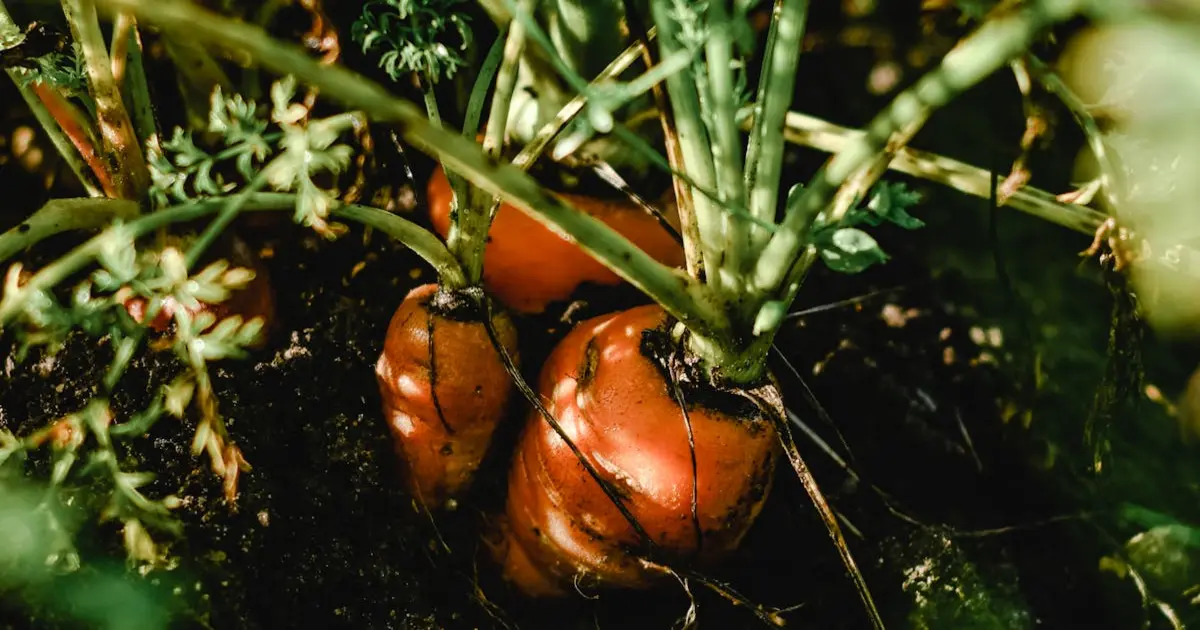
352,0,473,83
148,77,355,239
14,44,87,97
148,87,273,208
263,76,355,238
0,225,264,566
809,181,926,274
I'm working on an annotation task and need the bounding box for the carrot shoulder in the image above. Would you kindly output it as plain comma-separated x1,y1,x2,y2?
375,283,519,509
492,304,780,595
426,166,686,314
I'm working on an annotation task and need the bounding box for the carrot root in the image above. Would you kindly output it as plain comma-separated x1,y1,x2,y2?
494,304,781,596
375,283,519,510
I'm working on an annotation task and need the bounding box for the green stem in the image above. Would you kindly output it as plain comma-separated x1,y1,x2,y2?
184,172,267,268
500,0,619,116
743,0,807,248
92,0,725,340
0,193,465,327
743,107,1110,235
750,0,1086,299
61,0,149,201
650,0,724,290
503,0,661,176
0,2,104,197
510,28,656,171
431,83,480,290
0,198,139,264
630,8,704,278
459,11,526,286
481,7,524,161
705,0,749,285
115,17,158,153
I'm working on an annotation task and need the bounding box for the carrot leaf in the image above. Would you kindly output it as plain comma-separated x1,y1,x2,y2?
815,228,888,274
352,0,473,85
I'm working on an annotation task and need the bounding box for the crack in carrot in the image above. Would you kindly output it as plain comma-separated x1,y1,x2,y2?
478,295,658,554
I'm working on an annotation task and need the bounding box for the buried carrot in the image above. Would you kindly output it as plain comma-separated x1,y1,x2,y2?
426,165,687,314
489,304,781,595
375,283,519,510
124,234,277,348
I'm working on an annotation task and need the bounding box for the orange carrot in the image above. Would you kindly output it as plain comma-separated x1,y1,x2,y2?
426,165,686,314
375,282,520,509
490,304,781,595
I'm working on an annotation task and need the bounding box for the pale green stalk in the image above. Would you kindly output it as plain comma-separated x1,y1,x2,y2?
510,27,656,170
443,21,518,288
112,16,158,152
0,1,103,197
743,0,807,249
0,198,139,264
93,0,726,340
184,172,268,268
750,0,1086,299
649,0,725,290
706,0,750,284
1024,54,1121,209
740,108,1110,235
427,84,475,290
481,19,524,161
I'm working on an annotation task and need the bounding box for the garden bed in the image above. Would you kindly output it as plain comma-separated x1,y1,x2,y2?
0,202,1144,628
4,2,1200,628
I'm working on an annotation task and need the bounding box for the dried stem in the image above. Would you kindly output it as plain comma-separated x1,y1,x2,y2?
61,0,149,200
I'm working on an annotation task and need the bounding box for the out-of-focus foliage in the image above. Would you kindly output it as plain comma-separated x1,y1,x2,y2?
0,477,171,630
1063,20,1200,335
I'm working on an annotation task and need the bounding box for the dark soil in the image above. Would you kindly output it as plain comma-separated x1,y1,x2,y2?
0,207,1165,630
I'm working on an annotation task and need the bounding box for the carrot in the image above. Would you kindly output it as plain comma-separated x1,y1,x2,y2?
124,235,276,347
426,165,687,314
490,304,781,596
375,282,520,509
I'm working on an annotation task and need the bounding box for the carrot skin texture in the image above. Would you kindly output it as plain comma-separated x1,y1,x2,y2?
493,305,781,595
426,166,686,314
375,283,520,509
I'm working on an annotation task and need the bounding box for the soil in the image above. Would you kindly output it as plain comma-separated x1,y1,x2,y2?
0,209,1161,630
3,2,1200,629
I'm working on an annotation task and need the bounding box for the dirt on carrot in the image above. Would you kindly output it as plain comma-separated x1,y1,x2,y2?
375,282,520,510
488,304,781,596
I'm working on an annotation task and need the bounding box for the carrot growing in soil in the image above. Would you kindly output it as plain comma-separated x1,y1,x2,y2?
473,0,1081,624
102,0,1090,625
494,304,780,595
358,3,523,510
